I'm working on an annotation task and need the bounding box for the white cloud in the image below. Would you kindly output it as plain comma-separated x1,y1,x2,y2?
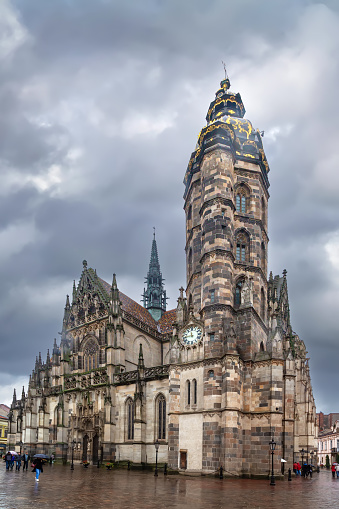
324,232,339,283
0,376,28,407
0,0,29,60
29,164,63,192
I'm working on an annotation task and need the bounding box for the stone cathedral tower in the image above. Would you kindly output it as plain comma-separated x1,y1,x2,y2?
184,75,268,356
167,76,316,476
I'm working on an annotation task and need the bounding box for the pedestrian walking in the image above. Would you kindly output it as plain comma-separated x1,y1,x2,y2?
331,464,336,478
15,455,21,471
32,457,43,482
293,462,297,475
22,452,29,471
297,462,301,475
336,464,339,479
5,452,12,470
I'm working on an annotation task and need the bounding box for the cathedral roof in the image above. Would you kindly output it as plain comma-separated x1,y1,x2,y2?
158,309,177,333
99,276,175,335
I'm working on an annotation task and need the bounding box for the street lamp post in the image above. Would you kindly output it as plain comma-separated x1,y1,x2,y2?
269,437,276,486
154,439,159,477
70,439,76,470
19,441,23,456
301,448,305,476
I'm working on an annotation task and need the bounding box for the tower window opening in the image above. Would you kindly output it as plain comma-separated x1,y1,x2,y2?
261,197,266,225
210,290,215,304
261,242,265,271
157,395,166,440
236,243,246,262
187,205,192,221
260,288,265,320
126,398,134,440
235,232,249,263
193,379,197,405
236,188,248,214
186,380,191,406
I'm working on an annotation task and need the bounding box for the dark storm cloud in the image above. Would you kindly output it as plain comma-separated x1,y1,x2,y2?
1,0,338,413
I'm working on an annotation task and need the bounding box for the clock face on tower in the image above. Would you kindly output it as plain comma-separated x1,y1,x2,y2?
182,325,203,345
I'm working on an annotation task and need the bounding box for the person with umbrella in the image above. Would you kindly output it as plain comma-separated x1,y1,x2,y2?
32,455,44,482
331,463,336,478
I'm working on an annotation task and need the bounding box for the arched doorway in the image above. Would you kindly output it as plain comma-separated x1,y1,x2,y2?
83,435,89,461
93,434,99,464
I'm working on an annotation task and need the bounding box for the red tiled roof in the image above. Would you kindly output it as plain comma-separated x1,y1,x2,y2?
158,309,176,334
99,277,171,332
0,404,9,418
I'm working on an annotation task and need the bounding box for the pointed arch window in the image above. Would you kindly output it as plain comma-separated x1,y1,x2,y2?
260,288,266,320
82,336,99,372
157,395,166,440
126,398,134,440
235,185,250,214
261,197,266,226
193,379,197,405
236,231,249,263
261,242,266,271
187,204,192,221
236,193,246,213
186,380,191,406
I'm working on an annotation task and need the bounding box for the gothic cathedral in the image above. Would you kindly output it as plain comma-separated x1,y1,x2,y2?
8,77,317,477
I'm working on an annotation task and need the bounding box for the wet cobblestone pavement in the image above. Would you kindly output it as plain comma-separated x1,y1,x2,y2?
1,464,339,509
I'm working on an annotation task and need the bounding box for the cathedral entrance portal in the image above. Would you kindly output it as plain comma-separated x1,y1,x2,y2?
93,434,99,464
83,435,89,461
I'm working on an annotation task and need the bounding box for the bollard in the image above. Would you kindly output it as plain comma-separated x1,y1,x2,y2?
288,468,292,481
219,466,224,479
164,463,168,476
127,460,130,471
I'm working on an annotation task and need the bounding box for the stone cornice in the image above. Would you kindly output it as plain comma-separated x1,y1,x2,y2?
234,166,270,199
234,212,269,241
199,196,235,216
169,352,283,372
168,408,282,418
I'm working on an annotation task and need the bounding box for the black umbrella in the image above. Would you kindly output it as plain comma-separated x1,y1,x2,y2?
33,454,49,459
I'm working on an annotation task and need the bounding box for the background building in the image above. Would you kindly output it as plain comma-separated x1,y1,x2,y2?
318,421,339,466
0,404,9,455
316,412,339,432
7,77,317,476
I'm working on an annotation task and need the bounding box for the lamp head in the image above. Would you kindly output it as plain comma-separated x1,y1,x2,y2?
269,437,276,451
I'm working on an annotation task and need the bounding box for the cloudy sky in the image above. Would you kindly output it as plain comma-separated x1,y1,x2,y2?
0,0,338,413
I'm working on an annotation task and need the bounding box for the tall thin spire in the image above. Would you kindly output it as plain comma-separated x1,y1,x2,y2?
142,230,167,321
